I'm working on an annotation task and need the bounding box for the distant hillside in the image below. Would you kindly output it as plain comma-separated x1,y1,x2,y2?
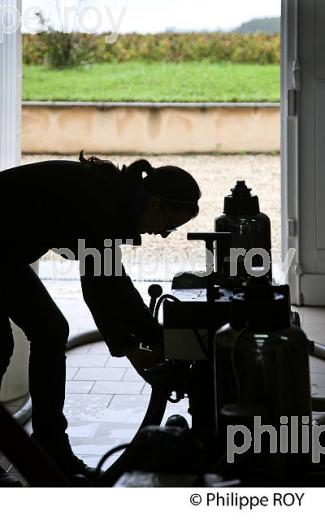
233,17,280,34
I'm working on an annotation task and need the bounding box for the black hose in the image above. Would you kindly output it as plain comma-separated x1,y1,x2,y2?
67,330,102,349
13,396,32,425
312,342,325,360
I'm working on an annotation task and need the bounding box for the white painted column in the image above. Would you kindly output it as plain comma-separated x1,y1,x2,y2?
0,0,30,402
0,0,22,171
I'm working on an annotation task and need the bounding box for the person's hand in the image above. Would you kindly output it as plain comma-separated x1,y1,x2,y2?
125,342,165,384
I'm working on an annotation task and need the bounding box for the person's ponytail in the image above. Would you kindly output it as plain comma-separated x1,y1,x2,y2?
79,152,154,185
124,159,154,178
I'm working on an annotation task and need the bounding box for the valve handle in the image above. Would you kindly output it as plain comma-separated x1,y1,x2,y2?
148,284,163,314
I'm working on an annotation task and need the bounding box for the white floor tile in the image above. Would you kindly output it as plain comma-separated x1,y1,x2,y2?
311,383,325,397
141,383,152,395
73,444,117,456
66,354,109,368
67,423,100,438
88,342,110,354
74,368,126,381
309,356,325,373
106,357,131,368
64,393,113,422
123,367,143,382
66,381,95,394
310,373,325,387
66,367,79,380
304,325,325,344
91,381,144,395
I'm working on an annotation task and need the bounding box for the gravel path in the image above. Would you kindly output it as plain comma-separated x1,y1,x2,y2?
23,154,281,278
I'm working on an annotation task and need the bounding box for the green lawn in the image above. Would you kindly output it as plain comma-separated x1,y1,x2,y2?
23,62,280,102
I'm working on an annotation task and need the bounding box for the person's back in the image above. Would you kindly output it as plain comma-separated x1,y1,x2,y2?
0,160,136,263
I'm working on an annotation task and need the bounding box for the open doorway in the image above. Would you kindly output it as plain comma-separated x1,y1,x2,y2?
17,1,283,293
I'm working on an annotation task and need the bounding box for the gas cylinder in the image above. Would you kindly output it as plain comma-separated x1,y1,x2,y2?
215,181,272,286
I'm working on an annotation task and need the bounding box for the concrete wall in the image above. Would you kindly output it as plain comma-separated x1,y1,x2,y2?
22,102,280,155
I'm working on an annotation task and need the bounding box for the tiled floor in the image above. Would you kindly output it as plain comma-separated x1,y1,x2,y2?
1,276,325,485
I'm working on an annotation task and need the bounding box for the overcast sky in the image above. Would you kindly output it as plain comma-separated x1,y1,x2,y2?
21,0,281,33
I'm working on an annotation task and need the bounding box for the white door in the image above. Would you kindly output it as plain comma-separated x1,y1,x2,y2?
282,0,325,305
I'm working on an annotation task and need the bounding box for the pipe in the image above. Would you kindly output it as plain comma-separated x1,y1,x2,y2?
312,342,325,361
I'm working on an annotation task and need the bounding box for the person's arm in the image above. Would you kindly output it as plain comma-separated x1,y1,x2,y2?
80,245,163,357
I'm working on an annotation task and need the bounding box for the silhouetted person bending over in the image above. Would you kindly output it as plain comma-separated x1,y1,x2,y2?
0,153,201,485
